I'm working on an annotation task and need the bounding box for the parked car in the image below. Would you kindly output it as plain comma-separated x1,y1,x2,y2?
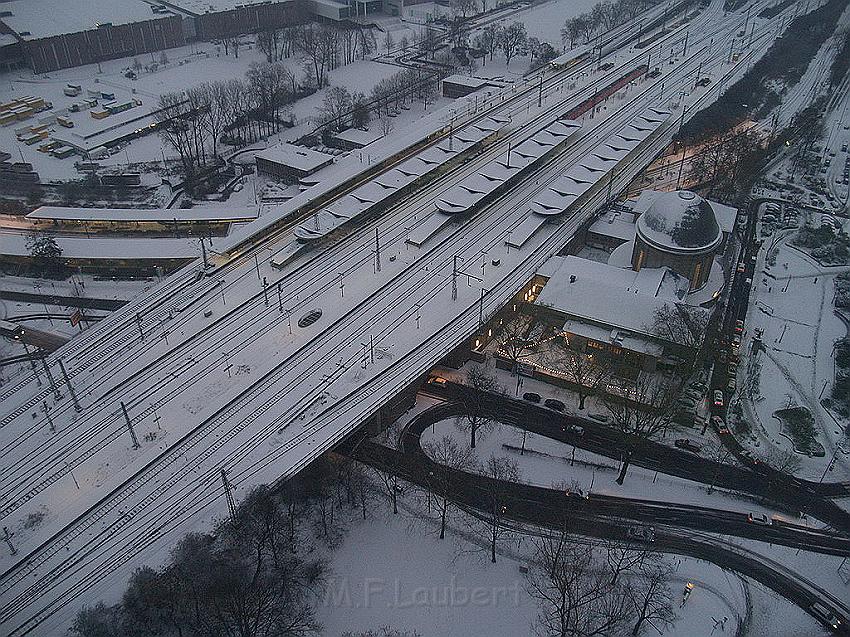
711,416,729,435
727,378,737,393
734,319,744,334
426,375,447,387
522,392,541,403
588,413,610,423
544,398,565,412
713,390,724,408
747,512,773,526
626,525,656,542
565,487,588,499
675,438,702,454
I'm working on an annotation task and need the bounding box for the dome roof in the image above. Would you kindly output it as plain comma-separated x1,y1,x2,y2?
635,190,721,254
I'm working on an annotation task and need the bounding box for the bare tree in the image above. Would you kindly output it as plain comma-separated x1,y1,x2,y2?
543,339,608,410
318,85,353,132
155,92,201,193
450,0,478,18
494,315,532,375
627,555,676,636
372,467,403,515
499,22,528,66
297,23,336,88
475,24,501,64
561,17,584,49
604,539,648,586
601,372,681,484
760,448,802,474
480,455,520,563
422,436,476,539
455,364,503,448
526,531,631,636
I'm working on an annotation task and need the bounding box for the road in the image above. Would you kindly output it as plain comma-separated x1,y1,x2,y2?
0,0,803,633
342,401,850,634
415,388,850,533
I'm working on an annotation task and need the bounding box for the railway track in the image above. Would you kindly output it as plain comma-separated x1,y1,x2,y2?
1,1,800,632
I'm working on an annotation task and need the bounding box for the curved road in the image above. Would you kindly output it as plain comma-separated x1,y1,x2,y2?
340,399,850,634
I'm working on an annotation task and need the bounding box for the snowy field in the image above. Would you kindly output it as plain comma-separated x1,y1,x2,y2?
315,470,825,637
739,224,850,481
0,39,448,184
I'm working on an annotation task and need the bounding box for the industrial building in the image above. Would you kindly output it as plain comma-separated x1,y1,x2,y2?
0,0,301,73
255,143,335,181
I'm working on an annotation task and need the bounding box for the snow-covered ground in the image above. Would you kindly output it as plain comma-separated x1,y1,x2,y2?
316,471,823,637
738,221,850,481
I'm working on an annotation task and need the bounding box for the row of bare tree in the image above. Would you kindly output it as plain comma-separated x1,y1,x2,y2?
561,0,662,49
155,61,299,192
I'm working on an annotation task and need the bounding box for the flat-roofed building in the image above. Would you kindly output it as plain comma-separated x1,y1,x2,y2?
255,143,335,180
0,0,185,73
441,75,498,98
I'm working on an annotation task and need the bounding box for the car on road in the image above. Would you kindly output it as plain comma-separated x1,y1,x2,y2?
713,390,724,408
731,334,742,348
426,375,448,387
684,388,704,401
810,601,842,631
727,378,737,393
737,261,746,273
564,424,584,436
564,487,588,499
734,319,744,334
588,413,610,423
626,525,656,542
747,512,773,526
711,416,729,435
544,398,565,412
522,392,541,403
675,438,702,454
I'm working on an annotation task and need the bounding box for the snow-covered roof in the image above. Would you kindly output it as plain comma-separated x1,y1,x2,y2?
562,320,664,356
436,117,579,215
27,205,258,223
1,0,173,40
534,255,704,346
255,143,334,173
634,190,723,254
333,128,383,148
442,75,494,89
587,210,637,242
293,113,511,241
0,231,199,260
531,107,669,217
160,0,291,16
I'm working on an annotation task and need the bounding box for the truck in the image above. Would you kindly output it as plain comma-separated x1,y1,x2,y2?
52,146,76,159
56,116,74,128
64,84,82,97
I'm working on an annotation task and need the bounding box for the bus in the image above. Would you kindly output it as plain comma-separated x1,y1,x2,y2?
0,319,25,340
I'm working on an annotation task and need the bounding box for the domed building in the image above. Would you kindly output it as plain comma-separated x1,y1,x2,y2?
630,190,723,291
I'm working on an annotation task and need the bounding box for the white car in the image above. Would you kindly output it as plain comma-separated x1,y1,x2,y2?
747,512,772,526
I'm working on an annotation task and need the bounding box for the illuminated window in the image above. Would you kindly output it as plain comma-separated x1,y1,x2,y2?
692,261,702,288
636,250,645,270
